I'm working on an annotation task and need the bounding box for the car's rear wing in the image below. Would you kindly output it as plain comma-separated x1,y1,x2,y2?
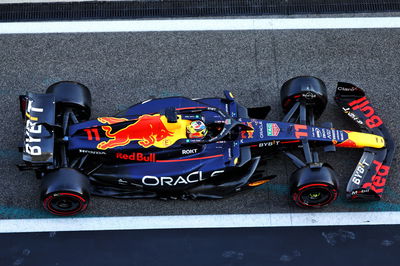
19,93,55,165
335,82,396,201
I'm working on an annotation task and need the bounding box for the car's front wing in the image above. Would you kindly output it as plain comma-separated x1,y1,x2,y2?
335,82,396,200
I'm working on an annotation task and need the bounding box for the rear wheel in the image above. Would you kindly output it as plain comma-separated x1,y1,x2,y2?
40,168,90,216
281,76,328,120
290,165,338,208
44,192,87,216
46,81,92,122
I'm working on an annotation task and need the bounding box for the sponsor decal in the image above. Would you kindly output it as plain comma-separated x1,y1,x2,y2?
351,189,370,195
84,128,100,141
351,158,370,185
361,160,389,194
336,130,345,142
332,129,336,140
348,97,383,129
25,100,44,156
115,152,156,162
142,170,224,186
255,121,264,138
342,107,364,126
25,99,43,121
329,129,345,143
294,124,308,139
302,92,317,100
314,128,321,138
79,149,106,155
96,114,174,150
337,86,358,92
312,127,345,141
326,130,332,139
182,148,198,155
258,141,280,147
266,123,280,137
321,128,327,138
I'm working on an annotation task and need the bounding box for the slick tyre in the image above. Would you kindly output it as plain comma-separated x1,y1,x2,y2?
290,165,338,208
40,168,90,216
281,76,328,120
46,81,92,121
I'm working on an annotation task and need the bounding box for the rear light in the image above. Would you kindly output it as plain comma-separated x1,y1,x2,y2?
19,95,28,120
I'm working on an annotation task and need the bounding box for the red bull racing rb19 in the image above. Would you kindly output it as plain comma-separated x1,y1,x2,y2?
18,76,395,216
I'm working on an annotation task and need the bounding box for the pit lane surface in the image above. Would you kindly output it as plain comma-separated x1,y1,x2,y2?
3,225,400,266
1,22,399,219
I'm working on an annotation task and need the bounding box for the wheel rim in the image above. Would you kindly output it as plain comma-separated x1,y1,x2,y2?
44,192,87,216
51,197,80,212
300,188,330,205
294,183,337,207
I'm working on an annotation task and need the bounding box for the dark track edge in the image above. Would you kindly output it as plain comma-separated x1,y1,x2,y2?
0,1,399,22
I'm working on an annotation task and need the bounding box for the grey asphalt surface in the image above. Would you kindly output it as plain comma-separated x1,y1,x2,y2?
0,28,399,219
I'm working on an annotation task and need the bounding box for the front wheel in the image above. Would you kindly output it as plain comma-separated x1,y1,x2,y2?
280,76,328,120
290,165,338,208
40,168,90,216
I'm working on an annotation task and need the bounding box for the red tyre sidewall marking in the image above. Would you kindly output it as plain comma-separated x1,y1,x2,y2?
44,192,87,216
293,183,338,207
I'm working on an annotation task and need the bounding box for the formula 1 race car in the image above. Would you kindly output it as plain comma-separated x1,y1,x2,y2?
18,76,395,216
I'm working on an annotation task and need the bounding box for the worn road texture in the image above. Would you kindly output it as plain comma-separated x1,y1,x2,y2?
0,29,398,218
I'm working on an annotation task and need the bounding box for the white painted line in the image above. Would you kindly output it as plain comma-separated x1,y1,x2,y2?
0,17,400,34
1,211,400,233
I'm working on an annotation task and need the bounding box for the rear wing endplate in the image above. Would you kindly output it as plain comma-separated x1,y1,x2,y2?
20,93,55,164
335,82,395,201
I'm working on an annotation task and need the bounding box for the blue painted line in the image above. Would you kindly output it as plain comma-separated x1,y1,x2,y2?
0,149,20,159
0,205,98,219
0,205,51,219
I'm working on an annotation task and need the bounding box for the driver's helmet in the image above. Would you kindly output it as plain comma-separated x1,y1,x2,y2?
186,120,207,139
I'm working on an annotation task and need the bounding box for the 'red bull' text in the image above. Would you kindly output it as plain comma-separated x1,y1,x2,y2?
348,96,383,129
115,152,156,162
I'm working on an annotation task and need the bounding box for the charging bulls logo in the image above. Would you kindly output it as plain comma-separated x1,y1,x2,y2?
97,115,174,150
